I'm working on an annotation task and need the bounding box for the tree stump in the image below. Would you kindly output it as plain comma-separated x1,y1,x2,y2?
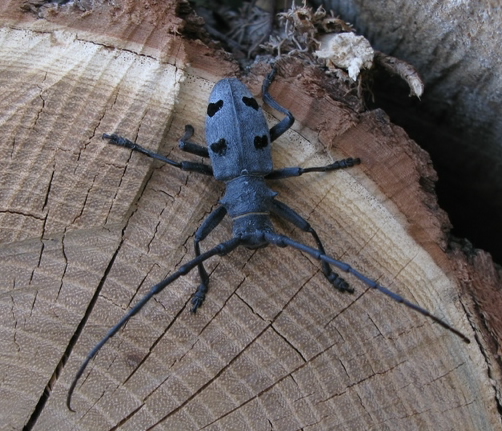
0,1,500,430
321,0,502,262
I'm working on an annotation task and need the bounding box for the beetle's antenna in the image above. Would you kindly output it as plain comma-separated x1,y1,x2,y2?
67,237,242,412
263,232,470,344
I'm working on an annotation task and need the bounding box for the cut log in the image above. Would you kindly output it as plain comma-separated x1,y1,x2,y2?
321,0,502,263
0,1,500,430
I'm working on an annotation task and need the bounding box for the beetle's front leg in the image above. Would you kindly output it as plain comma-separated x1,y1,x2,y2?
191,206,228,312
271,200,354,293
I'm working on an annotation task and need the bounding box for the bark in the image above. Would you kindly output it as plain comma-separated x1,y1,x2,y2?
319,0,502,263
0,1,500,430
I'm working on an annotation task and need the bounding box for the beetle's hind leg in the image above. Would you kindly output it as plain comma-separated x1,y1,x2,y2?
271,200,354,293
191,206,228,311
262,68,295,142
178,125,210,158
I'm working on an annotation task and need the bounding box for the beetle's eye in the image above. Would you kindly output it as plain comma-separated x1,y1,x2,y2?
254,135,268,149
242,96,259,111
207,100,224,117
210,138,228,156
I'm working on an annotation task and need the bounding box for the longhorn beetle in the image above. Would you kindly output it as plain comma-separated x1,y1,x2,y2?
67,68,470,410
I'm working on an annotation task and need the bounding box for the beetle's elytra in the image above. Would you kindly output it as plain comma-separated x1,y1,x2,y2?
67,68,469,411
207,78,274,180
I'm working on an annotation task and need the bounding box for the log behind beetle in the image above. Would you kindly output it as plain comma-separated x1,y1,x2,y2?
67,68,470,411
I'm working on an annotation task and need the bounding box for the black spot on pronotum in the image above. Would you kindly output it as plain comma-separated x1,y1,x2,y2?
210,138,228,156
207,100,224,117
254,135,268,149
242,96,259,111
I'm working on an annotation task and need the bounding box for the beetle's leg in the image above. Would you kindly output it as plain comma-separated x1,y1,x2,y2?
192,206,228,312
262,69,295,142
271,200,353,293
178,125,210,158
266,157,361,180
263,232,470,344
66,235,242,412
103,132,213,176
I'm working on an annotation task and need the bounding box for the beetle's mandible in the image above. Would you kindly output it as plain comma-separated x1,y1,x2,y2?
67,68,470,411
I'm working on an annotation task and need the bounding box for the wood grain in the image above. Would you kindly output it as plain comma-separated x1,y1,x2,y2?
0,1,499,430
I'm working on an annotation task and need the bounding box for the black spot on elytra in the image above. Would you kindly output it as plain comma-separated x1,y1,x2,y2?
254,135,268,149
242,96,259,111
210,138,228,156
207,100,224,117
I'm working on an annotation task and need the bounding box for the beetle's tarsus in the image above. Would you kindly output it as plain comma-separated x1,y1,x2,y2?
327,272,354,293
191,285,208,312
102,133,134,148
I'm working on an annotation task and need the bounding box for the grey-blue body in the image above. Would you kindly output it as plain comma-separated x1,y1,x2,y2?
206,78,273,180
67,68,469,411
206,78,278,241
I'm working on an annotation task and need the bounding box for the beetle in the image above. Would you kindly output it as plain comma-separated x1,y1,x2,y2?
67,68,469,410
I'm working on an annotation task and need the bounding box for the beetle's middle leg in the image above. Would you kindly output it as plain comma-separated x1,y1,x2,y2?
271,200,354,293
265,157,360,180
103,132,213,176
192,205,228,311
